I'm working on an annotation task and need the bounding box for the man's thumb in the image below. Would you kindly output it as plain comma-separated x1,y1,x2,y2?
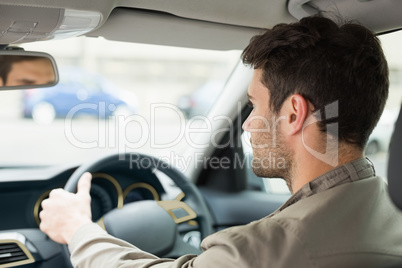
77,172,92,196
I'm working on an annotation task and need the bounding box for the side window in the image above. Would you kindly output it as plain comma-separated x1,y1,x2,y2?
373,31,402,181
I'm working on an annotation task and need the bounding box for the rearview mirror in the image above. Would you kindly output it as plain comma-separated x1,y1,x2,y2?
0,50,59,90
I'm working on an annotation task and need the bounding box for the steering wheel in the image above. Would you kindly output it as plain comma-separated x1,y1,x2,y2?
63,153,214,258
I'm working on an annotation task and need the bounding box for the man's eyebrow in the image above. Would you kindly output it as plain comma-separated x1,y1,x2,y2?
247,93,254,100
18,79,36,85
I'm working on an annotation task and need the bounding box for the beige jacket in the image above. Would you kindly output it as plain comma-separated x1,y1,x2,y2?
69,158,402,267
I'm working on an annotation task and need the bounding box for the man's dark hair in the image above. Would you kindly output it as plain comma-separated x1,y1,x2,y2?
241,15,389,150
0,56,12,84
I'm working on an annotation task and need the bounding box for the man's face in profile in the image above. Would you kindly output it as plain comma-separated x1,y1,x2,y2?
242,69,294,183
6,58,55,87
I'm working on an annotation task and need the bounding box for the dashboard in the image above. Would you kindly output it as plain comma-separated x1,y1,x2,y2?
0,163,197,268
0,163,182,230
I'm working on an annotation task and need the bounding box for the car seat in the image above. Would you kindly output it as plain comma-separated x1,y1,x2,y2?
388,104,402,209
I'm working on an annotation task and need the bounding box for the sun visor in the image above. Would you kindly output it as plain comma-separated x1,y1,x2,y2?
0,4,101,45
288,0,402,33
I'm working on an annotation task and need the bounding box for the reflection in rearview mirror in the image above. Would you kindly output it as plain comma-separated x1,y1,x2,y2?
0,50,58,90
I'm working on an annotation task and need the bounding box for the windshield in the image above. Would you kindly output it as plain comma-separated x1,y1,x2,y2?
0,37,241,165
0,30,401,174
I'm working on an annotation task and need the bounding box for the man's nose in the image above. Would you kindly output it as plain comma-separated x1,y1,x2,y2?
242,117,250,131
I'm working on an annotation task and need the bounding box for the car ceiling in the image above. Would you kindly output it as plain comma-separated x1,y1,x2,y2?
0,0,402,49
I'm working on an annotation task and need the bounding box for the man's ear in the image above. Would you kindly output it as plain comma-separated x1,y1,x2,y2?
285,94,309,136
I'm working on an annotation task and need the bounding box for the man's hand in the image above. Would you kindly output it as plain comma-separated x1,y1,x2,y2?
39,172,93,244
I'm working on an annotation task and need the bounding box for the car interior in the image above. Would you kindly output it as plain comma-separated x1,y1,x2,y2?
0,0,401,267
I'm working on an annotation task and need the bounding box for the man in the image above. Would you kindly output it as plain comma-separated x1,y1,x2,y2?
0,55,55,87
39,16,402,267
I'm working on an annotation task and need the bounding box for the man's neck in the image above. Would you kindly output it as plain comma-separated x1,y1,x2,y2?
289,147,364,194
